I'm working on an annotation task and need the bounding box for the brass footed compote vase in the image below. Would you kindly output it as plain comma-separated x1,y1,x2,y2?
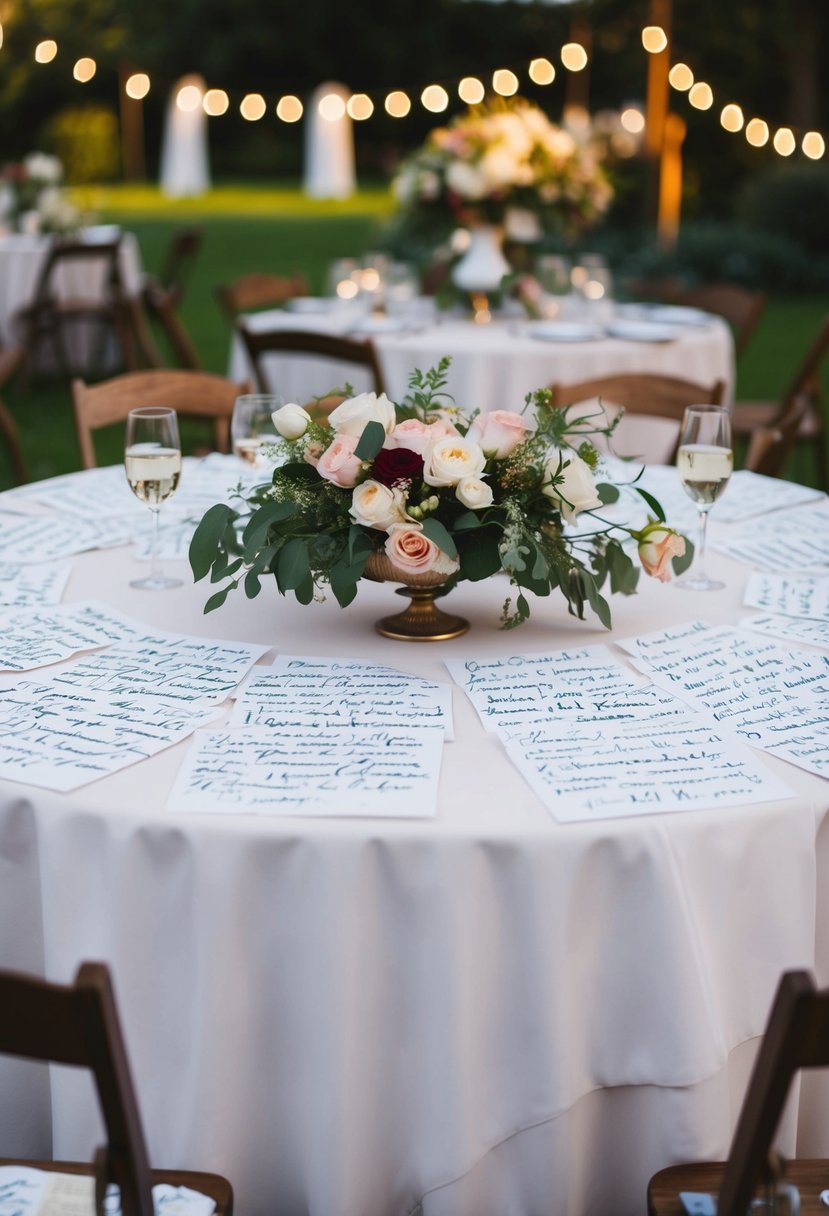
364,553,469,642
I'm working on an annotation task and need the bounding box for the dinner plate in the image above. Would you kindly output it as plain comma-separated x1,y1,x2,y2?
348,315,410,335
527,321,604,343
642,305,712,326
285,296,340,313
605,319,682,343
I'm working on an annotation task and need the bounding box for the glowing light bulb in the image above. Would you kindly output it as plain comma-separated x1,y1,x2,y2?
688,82,713,110
561,43,588,72
73,57,96,83
125,73,150,100
458,77,484,104
240,93,266,121
176,85,202,112
720,104,744,133
384,90,411,118
346,94,373,121
204,89,229,116
529,58,555,86
421,84,448,113
745,118,769,147
802,131,825,160
668,63,694,91
492,68,518,96
319,93,346,121
641,26,668,53
35,39,57,63
773,127,796,156
620,107,645,134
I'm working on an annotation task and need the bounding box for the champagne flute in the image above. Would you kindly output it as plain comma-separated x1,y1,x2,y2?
231,393,281,470
675,405,733,591
124,406,182,590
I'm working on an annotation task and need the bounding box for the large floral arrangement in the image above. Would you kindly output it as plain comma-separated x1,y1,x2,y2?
391,98,614,249
0,152,83,235
190,362,691,630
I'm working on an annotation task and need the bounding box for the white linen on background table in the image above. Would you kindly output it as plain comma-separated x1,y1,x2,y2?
227,308,735,428
0,471,826,1216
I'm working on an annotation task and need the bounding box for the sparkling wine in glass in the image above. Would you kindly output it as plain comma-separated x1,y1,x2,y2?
675,405,733,592
125,406,182,591
231,393,281,470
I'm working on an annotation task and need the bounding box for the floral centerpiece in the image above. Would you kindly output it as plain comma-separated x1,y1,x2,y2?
0,152,83,235
390,98,614,288
190,361,691,640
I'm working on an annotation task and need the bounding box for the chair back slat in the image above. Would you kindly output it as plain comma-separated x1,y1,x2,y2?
238,323,387,397
72,370,252,468
718,971,829,1216
0,962,155,1216
216,273,309,319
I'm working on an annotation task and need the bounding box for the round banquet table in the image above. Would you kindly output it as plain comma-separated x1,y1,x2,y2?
0,470,828,1216
227,305,735,420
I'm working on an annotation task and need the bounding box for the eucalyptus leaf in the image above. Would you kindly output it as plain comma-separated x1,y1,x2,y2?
190,504,235,581
421,516,458,558
354,420,386,461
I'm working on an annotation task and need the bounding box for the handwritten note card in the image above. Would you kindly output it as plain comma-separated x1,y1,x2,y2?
506,709,795,822
741,614,829,651
231,655,453,736
0,561,73,608
445,645,644,734
0,681,218,791
166,724,444,818
618,621,829,778
0,1168,216,1216
0,602,139,672
710,501,829,571
0,512,140,562
46,633,268,704
743,573,829,622
710,470,824,523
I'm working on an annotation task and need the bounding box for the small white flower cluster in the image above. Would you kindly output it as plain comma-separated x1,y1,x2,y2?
0,151,82,235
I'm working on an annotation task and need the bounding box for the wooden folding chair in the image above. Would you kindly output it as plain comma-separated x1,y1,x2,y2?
732,313,829,490
744,394,811,479
140,228,205,369
550,372,725,463
673,283,768,360
15,237,149,384
237,323,387,399
0,961,232,1216
0,344,27,485
215,272,309,321
72,370,251,468
648,970,829,1216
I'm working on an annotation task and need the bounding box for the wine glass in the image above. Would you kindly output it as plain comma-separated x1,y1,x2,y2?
675,405,733,592
231,393,281,470
124,407,182,591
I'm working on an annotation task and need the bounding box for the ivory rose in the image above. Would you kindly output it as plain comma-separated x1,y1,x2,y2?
423,436,486,488
316,434,363,488
456,477,493,509
271,402,311,440
384,524,459,577
328,391,396,437
636,522,686,583
467,410,527,458
349,480,407,531
542,450,602,523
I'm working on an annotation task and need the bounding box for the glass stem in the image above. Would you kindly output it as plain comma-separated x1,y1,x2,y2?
149,506,162,584
697,508,710,581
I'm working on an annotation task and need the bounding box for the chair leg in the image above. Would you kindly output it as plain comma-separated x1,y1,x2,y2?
0,396,27,484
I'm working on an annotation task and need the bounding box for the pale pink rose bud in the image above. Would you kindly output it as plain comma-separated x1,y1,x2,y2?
466,410,528,459
316,434,363,488
637,523,686,583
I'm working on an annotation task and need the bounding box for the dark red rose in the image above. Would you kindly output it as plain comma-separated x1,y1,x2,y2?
370,446,424,487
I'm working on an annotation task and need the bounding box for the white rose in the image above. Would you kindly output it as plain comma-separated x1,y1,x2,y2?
349,480,408,531
480,146,520,192
445,160,489,201
328,391,396,437
423,436,486,487
271,402,311,439
542,450,602,523
456,477,493,509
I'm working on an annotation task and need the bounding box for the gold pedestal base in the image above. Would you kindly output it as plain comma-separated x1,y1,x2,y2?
375,586,469,642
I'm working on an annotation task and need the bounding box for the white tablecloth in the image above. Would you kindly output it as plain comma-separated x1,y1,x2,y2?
228,306,735,438
0,227,143,346
0,468,826,1216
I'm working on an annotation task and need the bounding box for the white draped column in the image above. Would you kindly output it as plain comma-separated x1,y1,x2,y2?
303,82,355,199
159,74,210,198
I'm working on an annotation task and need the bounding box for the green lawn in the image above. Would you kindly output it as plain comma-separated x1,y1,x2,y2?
1,185,827,489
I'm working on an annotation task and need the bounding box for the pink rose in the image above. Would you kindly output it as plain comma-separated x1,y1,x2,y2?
637,524,686,583
389,418,434,457
316,434,362,488
467,410,527,458
384,525,459,577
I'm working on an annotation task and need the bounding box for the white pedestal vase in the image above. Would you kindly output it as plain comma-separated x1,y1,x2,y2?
451,225,511,293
